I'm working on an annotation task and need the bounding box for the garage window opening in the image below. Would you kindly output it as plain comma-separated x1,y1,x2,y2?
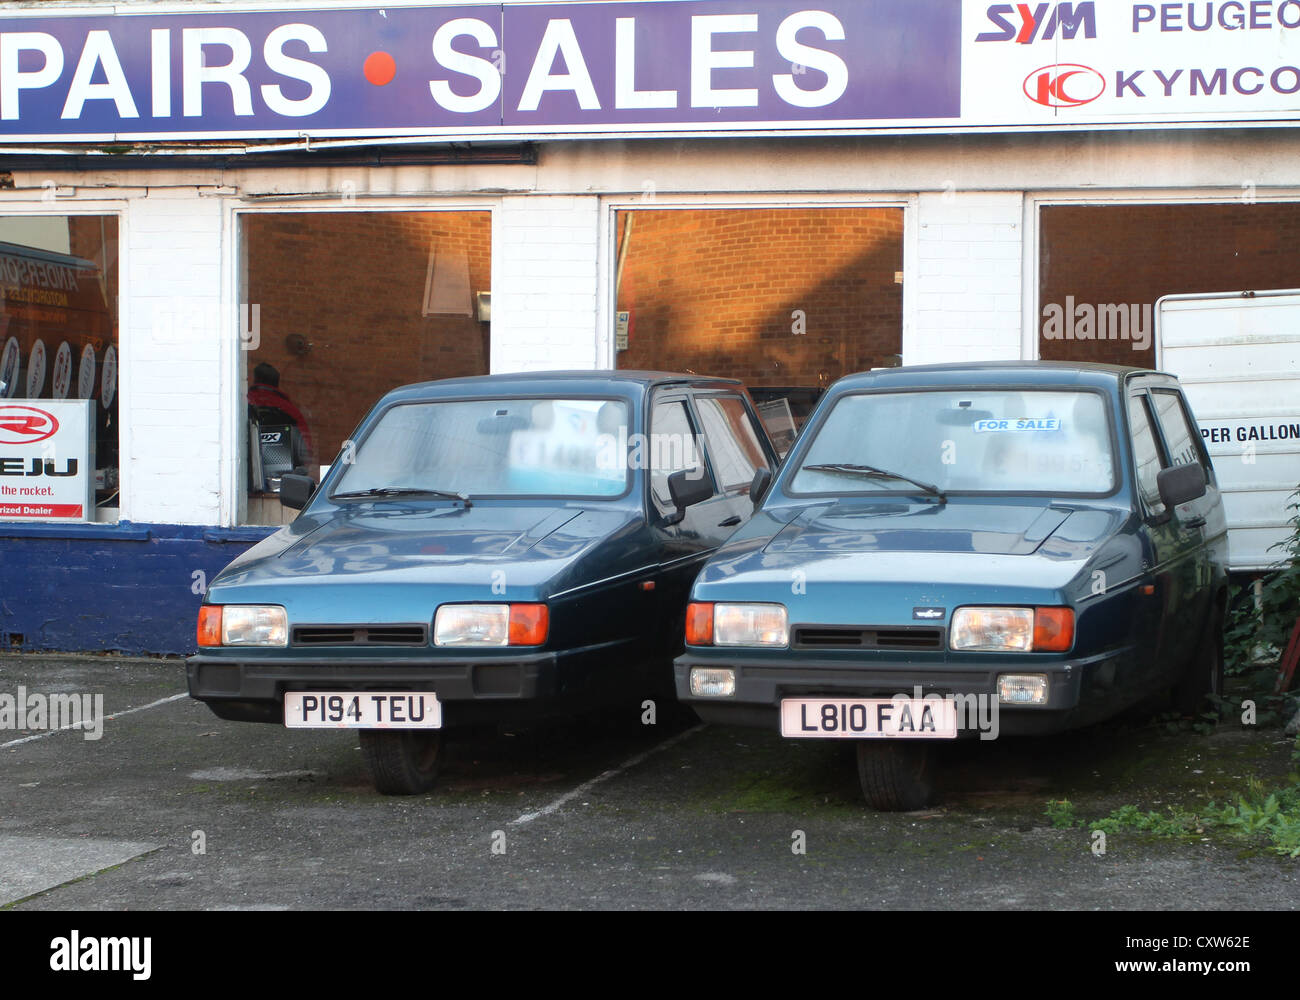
240,210,491,525
0,215,119,525
614,207,904,448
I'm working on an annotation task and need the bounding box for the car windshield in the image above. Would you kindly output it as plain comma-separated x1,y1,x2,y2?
331,397,631,500
790,389,1115,496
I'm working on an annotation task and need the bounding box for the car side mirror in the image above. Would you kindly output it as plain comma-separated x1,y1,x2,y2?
1156,463,1207,511
750,467,773,507
664,469,713,526
280,472,317,511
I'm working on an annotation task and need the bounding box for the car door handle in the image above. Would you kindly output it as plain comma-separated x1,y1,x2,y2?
1184,516,1207,529
718,516,742,527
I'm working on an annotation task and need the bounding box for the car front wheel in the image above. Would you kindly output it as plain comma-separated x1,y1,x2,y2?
359,730,443,795
856,741,935,811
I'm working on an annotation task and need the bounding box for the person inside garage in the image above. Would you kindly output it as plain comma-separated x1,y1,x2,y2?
247,362,314,480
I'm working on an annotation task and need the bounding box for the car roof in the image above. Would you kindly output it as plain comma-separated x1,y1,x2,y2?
826,360,1166,393
380,370,743,402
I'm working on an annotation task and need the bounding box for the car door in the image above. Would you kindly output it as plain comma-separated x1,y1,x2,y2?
1147,384,1222,672
1127,384,1204,689
645,392,735,649
691,390,779,531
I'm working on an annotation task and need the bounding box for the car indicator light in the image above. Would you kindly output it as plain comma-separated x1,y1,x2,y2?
1032,608,1075,652
686,603,714,645
508,604,549,646
197,606,222,648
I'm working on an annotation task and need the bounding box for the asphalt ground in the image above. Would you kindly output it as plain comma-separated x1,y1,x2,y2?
1,652,1297,912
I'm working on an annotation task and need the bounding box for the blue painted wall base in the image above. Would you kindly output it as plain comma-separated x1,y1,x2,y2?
0,522,277,656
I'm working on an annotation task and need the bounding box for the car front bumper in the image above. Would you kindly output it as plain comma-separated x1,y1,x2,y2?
188,649,587,725
673,649,1124,737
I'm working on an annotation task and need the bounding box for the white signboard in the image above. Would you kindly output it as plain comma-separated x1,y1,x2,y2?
963,1,1300,131
0,399,95,522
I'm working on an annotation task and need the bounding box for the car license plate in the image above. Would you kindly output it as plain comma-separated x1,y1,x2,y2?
780,698,958,739
284,692,442,729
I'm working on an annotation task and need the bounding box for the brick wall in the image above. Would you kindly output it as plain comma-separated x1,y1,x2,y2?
615,207,903,387
244,211,492,466
1040,203,1300,365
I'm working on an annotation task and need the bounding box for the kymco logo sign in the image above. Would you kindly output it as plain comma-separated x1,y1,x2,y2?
1024,63,1105,107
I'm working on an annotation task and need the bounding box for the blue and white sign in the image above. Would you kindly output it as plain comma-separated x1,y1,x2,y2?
0,0,959,140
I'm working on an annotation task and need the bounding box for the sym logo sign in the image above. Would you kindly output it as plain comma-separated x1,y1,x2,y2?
976,3,1097,43
0,405,59,445
1024,63,1105,107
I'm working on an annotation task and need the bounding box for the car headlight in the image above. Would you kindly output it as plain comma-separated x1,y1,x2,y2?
196,605,288,648
950,607,1074,653
696,603,788,647
433,604,549,647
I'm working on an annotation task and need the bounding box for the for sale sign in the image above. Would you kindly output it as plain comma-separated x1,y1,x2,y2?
0,399,94,521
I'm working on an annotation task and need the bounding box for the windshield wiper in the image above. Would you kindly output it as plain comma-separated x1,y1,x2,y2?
332,487,472,507
801,464,947,502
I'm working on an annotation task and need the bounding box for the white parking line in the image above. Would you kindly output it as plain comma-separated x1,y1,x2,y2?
510,723,705,826
1,692,188,749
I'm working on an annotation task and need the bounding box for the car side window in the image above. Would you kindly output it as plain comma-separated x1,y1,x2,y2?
1128,393,1166,515
694,395,767,493
649,399,709,508
1151,389,1205,472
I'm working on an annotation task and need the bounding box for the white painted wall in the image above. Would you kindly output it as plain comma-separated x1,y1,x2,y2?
491,195,601,373
906,192,1024,366
121,188,227,525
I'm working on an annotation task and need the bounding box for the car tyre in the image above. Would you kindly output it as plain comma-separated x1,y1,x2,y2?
856,741,934,811
359,730,443,795
1172,615,1225,717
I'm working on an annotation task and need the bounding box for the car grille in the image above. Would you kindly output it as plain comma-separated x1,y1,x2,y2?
791,626,945,651
291,625,429,647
